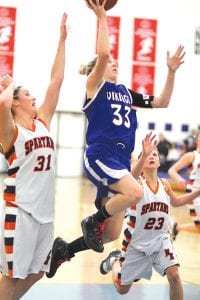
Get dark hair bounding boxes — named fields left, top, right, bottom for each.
left=13, top=86, right=22, bottom=99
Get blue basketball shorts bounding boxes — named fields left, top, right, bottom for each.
left=83, top=143, right=131, bottom=208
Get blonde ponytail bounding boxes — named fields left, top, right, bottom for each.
left=78, top=56, right=98, bottom=76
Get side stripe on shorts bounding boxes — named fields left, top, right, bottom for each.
left=4, top=208, right=17, bottom=278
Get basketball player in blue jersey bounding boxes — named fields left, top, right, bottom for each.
left=99, top=135, right=200, bottom=300
left=45, top=0, right=185, bottom=278
left=80, top=0, right=185, bottom=252
left=0, top=13, right=67, bottom=300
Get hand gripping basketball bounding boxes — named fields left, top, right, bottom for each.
left=85, top=0, right=118, bottom=11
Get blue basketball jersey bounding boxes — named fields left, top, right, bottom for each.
left=82, top=81, right=153, bottom=199
left=82, top=81, right=137, bottom=153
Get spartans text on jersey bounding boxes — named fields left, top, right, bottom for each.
left=141, top=202, right=169, bottom=215
left=25, top=136, right=54, bottom=155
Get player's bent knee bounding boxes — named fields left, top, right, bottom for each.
left=108, top=231, right=120, bottom=241
left=166, top=266, right=181, bottom=286
left=127, top=188, right=144, bottom=205
left=134, top=188, right=144, bottom=203
left=168, top=272, right=181, bottom=285
left=116, top=285, right=131, bottom=295
left=37, top=271, right=44, bottom=280
left=114, top=280, right=131, bottom=295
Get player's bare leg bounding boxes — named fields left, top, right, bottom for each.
left=166, top=265, right=183, bottom=300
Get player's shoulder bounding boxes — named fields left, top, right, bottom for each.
left=183, top=150, right=194, bottom=160
left=159, top=177, right=171, bottom=190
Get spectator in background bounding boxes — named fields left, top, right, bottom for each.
left=185, top=128, right=198, bottom=151
left=167, top=142, right=181, bottom=168
left=181, top=139, right=189, bottom=154
left=157, top=133, right=171, bottom=172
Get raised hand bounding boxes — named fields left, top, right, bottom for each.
left=60, top=12, right=68, bottom=42
left=167, top=45, right=185, bottom=72
left=141, top=132, right=157, bottom=158
left=85, top=0, right=107, bottom=17
left=0, top=74, right=15, bottom=91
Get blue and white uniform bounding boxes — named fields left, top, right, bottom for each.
left=82, top=80, right=153, bottom=208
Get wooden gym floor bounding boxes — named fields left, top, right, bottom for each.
left=0, top=174, right=200, bottom=299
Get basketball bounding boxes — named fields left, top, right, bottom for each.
left=85, top=0, right=118, bottom=11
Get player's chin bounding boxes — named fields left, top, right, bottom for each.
left=33, top=109, right=38, bottom=119
left=148, top=163, right=156, bottom=168
left=111, top=73, right=118, bottom=82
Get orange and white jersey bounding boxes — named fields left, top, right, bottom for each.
left=188, top=150, right=200, bottom=190
left=3, top=119, right=55, bottom=223
left=186, top=150, right=200, bottom=223
left=130, top=176, right=170, bottom=255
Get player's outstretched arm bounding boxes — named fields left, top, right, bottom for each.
left=152, top=45, right=185, bottom=108
left=38, top=13, right=68, bottom=127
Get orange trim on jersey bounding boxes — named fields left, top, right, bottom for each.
left=5, top=245, right=13, bottom=254
left=4, top=222, right=16, bottom=230
left=130, top=204, right=136, bottom=210
left=188, top=179, right=194, bottom=185
left=32, top=122, right=36, bottom=131
left=9, top=174, right=16, bottom=178
left=5, top=201, right=17, bottom=207
left=190, top=211, right=197, bottom=217
left=37, top=118, right=48, bottom=129
left=4, top=125, right=18, bottom=154
left=7, top=151, right=17, bottom=165
left=8, top=269, right=13, bottom=278
left=115, top=277, right=121, bottom=286
left=4, top=193, right=16, bottom=202
left=127, top=221, right=136, bottom=228
left=124, top=236, right=131, bottom=243
left=188, top=200, right=194, bottom=205
left=146, top=180, right=159, bottom=194
left=122, top=246, right=127, bottom=252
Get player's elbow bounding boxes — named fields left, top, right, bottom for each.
left=152, top=97, right=170, bottom=108
left=168, top=167, right=173, bottom=177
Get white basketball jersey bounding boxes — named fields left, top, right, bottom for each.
left=189, top=150, right=200, bottom=189
left=3, top=119, right=55, bottom=223
left=130, top=176, right=170, bottom=255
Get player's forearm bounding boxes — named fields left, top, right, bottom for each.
left=50, top=39, right=65, bottom=84
left=0, top=81, right=15, bottom=108
left=96, top=15, right=110, bottom=57
left=131, top=154, right=147, bottom=179
left=174, top=190, right=200, bottom=207
left=168, top=167, right=184, bottom=183
left=152, top=70, right=175, bottom=108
